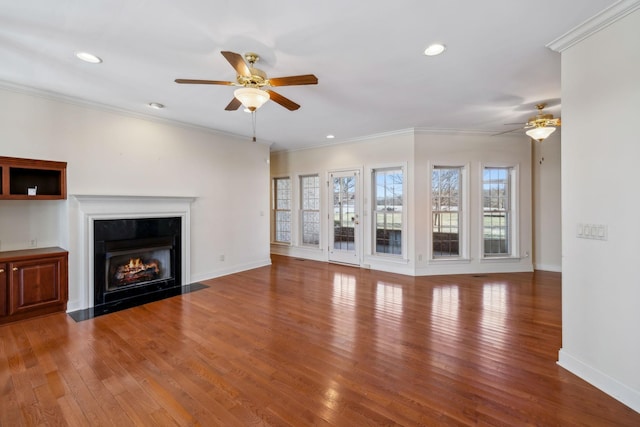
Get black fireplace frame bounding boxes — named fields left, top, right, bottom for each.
left=93, top=217, right=182, bottom=309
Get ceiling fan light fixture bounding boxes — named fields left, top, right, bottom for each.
left=526, top=126, right=556, bottom=142
left=234, top=87, right=270, bottom=111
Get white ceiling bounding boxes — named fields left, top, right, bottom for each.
left=0, top=0, right=616, bottom=151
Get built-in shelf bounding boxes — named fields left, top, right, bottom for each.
left=0, top=156, right=67, bottom=200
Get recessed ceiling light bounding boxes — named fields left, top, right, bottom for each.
left=424, top=43, right=446, bottom=56
left=148, top=102, right=165, bottom=109
left=326, top=134, right=335, bottom=139
left=75, top=51, right=103, bottom=64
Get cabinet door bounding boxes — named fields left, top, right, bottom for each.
left=0, top=263, right=6, bottom=316
left=8, top=257, right=64, bottom=315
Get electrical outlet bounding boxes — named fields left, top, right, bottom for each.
left=219, top=254, right=225, bottom=262
left=29, top=239, right=38, bottom=248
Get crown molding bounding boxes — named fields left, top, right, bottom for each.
left=547, top=0, right=640, bottom=52
left=271, top=127, right=500, bottom=153
left=0, top=80, right=274, bottom=148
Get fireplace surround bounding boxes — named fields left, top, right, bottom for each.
left=70, top=195, right=194, bottom=312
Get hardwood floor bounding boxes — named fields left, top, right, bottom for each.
left=1, top=255, right=638, bottom=426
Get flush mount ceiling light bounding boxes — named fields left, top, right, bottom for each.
left=148, top=102, right=165, bottom=109
left=233, top=87, right=270, bottom=112
left=75, top=51, right=102, bottom=64
left=326, top=134, right=335, bottom=139
left=424, top=43, right=446, bottom=56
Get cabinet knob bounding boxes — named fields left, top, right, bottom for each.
left=12, top=267, right=19, bottom=271
left=0, top=268, right=4, bottom=273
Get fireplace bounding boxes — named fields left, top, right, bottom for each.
left=94, top=217, right=182, bottom=308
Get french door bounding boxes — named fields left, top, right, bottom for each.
left=328, top=170, right=361, bottom=265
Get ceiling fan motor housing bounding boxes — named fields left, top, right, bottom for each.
left=237, top=67, right=267, bottom=87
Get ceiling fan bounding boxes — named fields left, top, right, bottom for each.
left=175, top=51, right=318, bottom=112
left=498, top=103, right=562, bottom=142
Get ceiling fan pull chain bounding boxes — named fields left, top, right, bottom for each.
left=251, top=110, right=257, bottom=142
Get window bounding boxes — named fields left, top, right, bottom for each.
left=273, top=177, right=291, bottom=243
left=432, top=166, right=461, bottom=258
left=482, top=167, right=515, bottom=257
left=300, top=174, right=320, bottom=246
left=373, top=167, right=403, bottom=255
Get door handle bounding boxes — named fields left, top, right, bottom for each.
left=12, top=267, right=19, bottom=271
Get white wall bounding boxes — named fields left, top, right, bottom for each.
left=0, top=87, right=271, bottom=310
left=558, top=9, right=640, bottom=412
left=271, top=129, right=533, bottom=276
left=532, top=131, right=562, bottom=272
left=414, top=131, right=533, bottom=275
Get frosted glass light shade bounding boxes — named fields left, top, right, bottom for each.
left=234, top=87, right=270, bottom=111
left=526, top=126, right=556, bottom=142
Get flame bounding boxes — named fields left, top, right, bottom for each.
left=128, top=258, right=142, bottom=268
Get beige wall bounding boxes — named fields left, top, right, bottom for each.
left=0, top=87, right=271, bottom=310
left=271, top=129, right=535, bottom=276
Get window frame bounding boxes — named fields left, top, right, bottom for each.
left=371, top=165, right=406, bottom=258
left=428, top=162, right=470, bottom=262
left=299, top=174, right=321, bottom=248
left=480, top=164, right=519, bottom=259
left=272, top=176, right=292, bottom=244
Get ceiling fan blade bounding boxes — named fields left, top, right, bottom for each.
left=175, top=79, right=235, bottom=85
left=266, top=90, right=300, bottom=111
left=221, top=51, right=250, bottom=77
left=225, top=97, right=242, bottom=111
left=268, top=74, right=318, bottom=86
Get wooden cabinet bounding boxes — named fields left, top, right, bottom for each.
left=0, top=263, right=6, bottom=317
left=0, top=156, right=67, bottom=200
left=0, top=247, right=68, bottom=324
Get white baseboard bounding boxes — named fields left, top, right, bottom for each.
left=558, top=349, right=640, bottom=413
left=535, top=263, right=562, bottom=272
left=190, top=258, right=272, bottom=283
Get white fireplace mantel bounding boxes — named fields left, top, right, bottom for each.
left=69, top=194, right=196, bottom=311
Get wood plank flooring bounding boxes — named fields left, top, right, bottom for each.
left=1, top=255, right=639, bottom=426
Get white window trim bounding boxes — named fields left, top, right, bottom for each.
left=272, top=176, right=292, bottom=245
left=479, top=163, right=520, bottom=260
left=367, top=162, right=408, bottom=261
left=428, top=162, right=471, bottom=262
left=297, top=173, right=322, bottom=249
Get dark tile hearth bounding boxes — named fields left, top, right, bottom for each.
left=68, top=282, right=208, bottom=322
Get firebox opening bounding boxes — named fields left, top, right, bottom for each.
left=106, top=245, right=172, bottom=291
left=93, top=217, right=182, bottom=309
